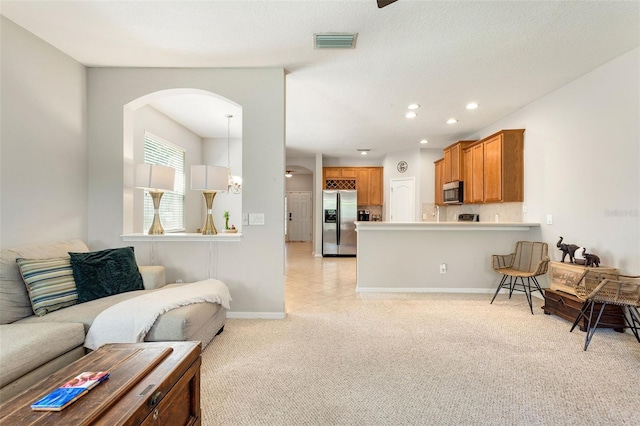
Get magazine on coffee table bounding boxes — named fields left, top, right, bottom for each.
left=31, top=371, right=110, bottom=411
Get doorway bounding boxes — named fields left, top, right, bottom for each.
left=285, top=191, right=312, bottom=241
left=389, top=177, right=415, bottom=222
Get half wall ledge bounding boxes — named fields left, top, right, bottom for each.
left=122, top=233, right=243, bottom=242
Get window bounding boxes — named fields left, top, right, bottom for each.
left=143, top=132, right=185, bottom=232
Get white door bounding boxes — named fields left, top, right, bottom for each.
left=286, top=191, right=312, bottom=241
left=389, top=178, right=415, bottom=222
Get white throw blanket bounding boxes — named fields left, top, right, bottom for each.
left=84, top=279, right=231, bottom=350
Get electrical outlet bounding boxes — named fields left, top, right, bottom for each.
left=522, top=204, right=527, bottom=213
left=440, top=263, right=447, bottom=274
left=242, top=213, right=249, bottom=226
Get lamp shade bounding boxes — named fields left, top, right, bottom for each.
left=191, top=165, right=229, bottom=192
left=135, top=164, right=176, bottom=192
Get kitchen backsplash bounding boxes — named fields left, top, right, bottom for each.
left=421, top=202, right=524, bottom=223
left=358, top=205, right=383, bottom=221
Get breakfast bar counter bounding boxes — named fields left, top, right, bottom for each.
left=355, top=221, right=542, bottom=293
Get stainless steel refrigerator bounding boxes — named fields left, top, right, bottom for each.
left=322, top=190, right=357, bottom=256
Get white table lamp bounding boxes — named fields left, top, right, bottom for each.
left=135, top=164, right=176, bottom=235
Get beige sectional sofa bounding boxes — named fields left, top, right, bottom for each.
left=0, top=239, right=226, bottom=402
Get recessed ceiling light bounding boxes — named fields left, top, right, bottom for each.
left=466, top=102, right=479, bottom=110
left=420, top=139, right=429, bottom=144
left=446, top=118, right=458, bottom=124
left=408, top=104, right=420, bottom=110
left=406, top=112, right=417, bottom=118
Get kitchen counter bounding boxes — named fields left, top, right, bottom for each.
left=356, top=221, right=540, bottom=231
left=355, top=221, right=543, bottom=293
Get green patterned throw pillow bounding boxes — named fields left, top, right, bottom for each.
left=16, top=257, right=79, bottom=316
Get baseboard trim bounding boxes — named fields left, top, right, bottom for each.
left=227, top=311, right=287, bottom=319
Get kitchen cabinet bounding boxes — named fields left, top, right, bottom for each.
left=324, top=167, right=383, bottom=206
left=462, top=129, right=524, bottom=204
left=482, top=130, right=524, bottom=203
left=471, top=143, right=485, bottom=203
left=434, top=159, right=444, bottom=206
left=324, top=167, right=356, bottom=179
left=443, top=140, right=476, bottom=183
left=355, top=167, right=383, bottom=206
left=462, top=147, right=473, bottom=203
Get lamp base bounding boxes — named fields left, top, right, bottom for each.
left=201, top=191, right=218, bottom=235
left=148, top=191, right=165, bottom=235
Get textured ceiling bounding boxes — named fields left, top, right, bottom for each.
left=2, top=0, right=638, bottom=158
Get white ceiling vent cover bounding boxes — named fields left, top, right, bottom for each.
left=314, top=33, right=358, bottom=49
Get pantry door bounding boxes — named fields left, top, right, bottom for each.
left=389, top=178, right=415, bottom=222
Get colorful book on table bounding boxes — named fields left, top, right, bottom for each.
left=31, top=371, right=110, bottom=411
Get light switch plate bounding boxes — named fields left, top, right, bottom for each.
left=546, top=214, right=553, bottom=225
left=249, top=213, right=265, bottom=225
left=242, top=213, right=249, bottom=226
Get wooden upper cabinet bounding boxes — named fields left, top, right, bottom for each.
left=462, top=148, right=473, bottom=203
left=356, top=168, right=371, bottom=205
left=443, top=140, right=476, bottom=183
left=323, top=167, right=356, bottom=180
left=471, top=143, right=485, bottom=203
left=341, top=168, right=357, bottom=178
left=434, top=159, right=445, bottom=206
left=324, top=167, right=383, bottom=206
left=356, top=167, right=383, bottom=206
left=368, top=168, right=383, bottom=205
left=483, top=130, right=524, bottom=203
left=483, top=135, right=503, bottom=202
left=324, top=168, right=342, bottom=179
left=443, top=148, right=453, bottom=183
left=461, top=129, right=524, bottom=204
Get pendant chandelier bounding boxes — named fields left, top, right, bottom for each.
left=226, top=114, right=242, bottom=194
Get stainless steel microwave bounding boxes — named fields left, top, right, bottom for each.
left=443, top=181, right=464, bottom=204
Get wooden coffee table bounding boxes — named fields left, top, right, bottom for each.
left=0, top=341, right=201, bottom=425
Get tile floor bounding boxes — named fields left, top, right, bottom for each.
left=285, top=241, right=358, bottom=313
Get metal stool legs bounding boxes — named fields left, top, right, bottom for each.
left=490, top=275, right=544, bottom=315
left=570, top=301, right=640, bottom=351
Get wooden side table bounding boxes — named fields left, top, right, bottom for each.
left=0, top=341, right=201, bottom=425
left=543, top=288, right=625, bottom=333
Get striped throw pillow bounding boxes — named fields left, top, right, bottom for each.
left=16, top=257, right=78, bottom=316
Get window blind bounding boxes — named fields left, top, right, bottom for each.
left=143, top=132, right=185, bottom=232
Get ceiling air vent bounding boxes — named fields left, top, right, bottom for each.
left=314, top=33, right=358, bottom=49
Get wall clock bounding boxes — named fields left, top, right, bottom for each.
left=397, top=161, right=408, bottom=173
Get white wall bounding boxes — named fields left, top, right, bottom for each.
left=132, top=105, right=203, bottom=233
left=323, top=156, right=383, bottom=167
left=467, top=47, right=639, bottom=273
left=285, top=175, right=313, bottom=192
left=383, top=148, right=422, bottom=221
left=419, top=148, right=444, bottom=209
left=87, top=67, right=286, bottom=317
left=1, top=17, right=87, bottom=248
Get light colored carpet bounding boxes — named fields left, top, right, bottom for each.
left=200, top=293, right=640, bottom=425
